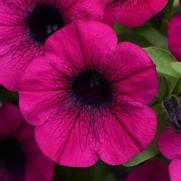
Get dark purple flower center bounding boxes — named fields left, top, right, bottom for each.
left=72, top=70, right=112, bottom=106
left=27, top=3, right=65, bottom=43
left=0, top=137, right=26, bottom=175
left=163, top=95, right=181, bottom=132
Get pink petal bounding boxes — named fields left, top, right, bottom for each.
left=26, top=151, right=54, bottom=181
left=158, top=128, right=181, bottom=160
left=0, top=0, right=104, bottom=90
left=99, top=105, right=157, bottom=165
left=35, top=108, right=99, bottom=167
left=109, top=42, right=158, bottom=105
left=127, top=160, right=170, bottom=181
left=18, top=119, right=54, bottom=181
left=0, top=103, right=54, bottom=181
left=168, top=15, right=181, bottom=61
left=0, top=0, right=44, bottom=90
left=19, top=56, right=64, bottom=125
left=15, top=122, right=55, bottom=181
left=35, top=105, right=156, bottom=166
left=0, top=41, right=43, bottom=91
left=45, top=21, right=117, bottom=64
left=105, top=0, right=168, bottom=27
left=60, top=0, right=104, bottom=22
left=169, top=159, right=181, bottom=181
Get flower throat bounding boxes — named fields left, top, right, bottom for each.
left=27, top=3, right=65, bottom=43
left=72, top=70, right=112, bottom=106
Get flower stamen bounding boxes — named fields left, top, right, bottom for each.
left=72, top=70, right=112, bottom=106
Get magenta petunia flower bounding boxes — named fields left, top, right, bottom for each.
left=168, top=15, right=181, bottom=61
left=0, top=103, right=54, bottom=180
left=104, top=0, right=168, bottom=27
left=127, top=160, right=170, bottom=181
left=19, top=21, right=158, bottom=167
left=0, top=0, right=104, bottom=91
left=158, top=128, right=181, bottom=181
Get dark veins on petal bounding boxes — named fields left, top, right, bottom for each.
left=27, top=3, right=65, bottom=43
left=72, top=70, right=112, bottom=106
left=0, top=137, right=26, bottom=179
left=163, top=95, right=181, bottom=133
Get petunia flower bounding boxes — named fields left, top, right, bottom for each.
left=168, top=15, right=181, bottom=61
left=158, top=128, right=181, bottom=181
left=126, top=160, right=170, bottom=181
left=104, top=0, right=168, bottom=28
left=19, top=21, right=158, bottom=167
left=0, top=103, right=54, bottom=181
left=0, top=0, right=104, bottom=91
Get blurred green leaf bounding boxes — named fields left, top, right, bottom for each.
left=164, top=0, right=174, bottom=19
left=145, top=47, right=178, bottom=77
left=136, top=26, right=167, bottom=48
left=153, top=103, right=169, bottom=133
left=172, top=77, right=181, bottom=95
left=117, top=25, right=167, bottom=48
left=104, top=174, right=116, bottom=181
left=171, top=62, right=181, bottom=75
left=157, top=75, right=169, bottom=101
left=114, top=23, right=122, bottom=35
left=119, top=33, right=151, bottom=47
left=166, top=75, right=179, bottom=94
left=145, top=47, right=181, bottom=97
left=123, top=141, right=159, bottom=167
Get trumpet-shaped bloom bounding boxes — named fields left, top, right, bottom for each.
left=0, top=0, right=104, bottom=90
left=19, top=21, right=158, bottom=167
left=0, top=103, right=54, bottom=181
left=104, top=0, right=168, bottom=27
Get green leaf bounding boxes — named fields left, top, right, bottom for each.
left=172, top=77, right=181, bottom=95
left=117, top=24, right=167, bottom=48
left=145, top=47, right=179, bottom=78
left=174, top=0, right=180, bottom=7
left=123, top=142, right=159, bottom=167
left=119, top=33, right=151, bottom=47
left=153, top=103, right=169, bottom=133
left=163, top=74, right=179, bottom=95
left=171, top=62, right=181, bottom=75
left=146, top=47, right=181, bottom=97
left=164, top=0, right=174, bottom=19
left=156, top=75, right=169, bottom=101
left=136, top=26, right=167, bottom=48
left=114, top=23, right=122, bottom=35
